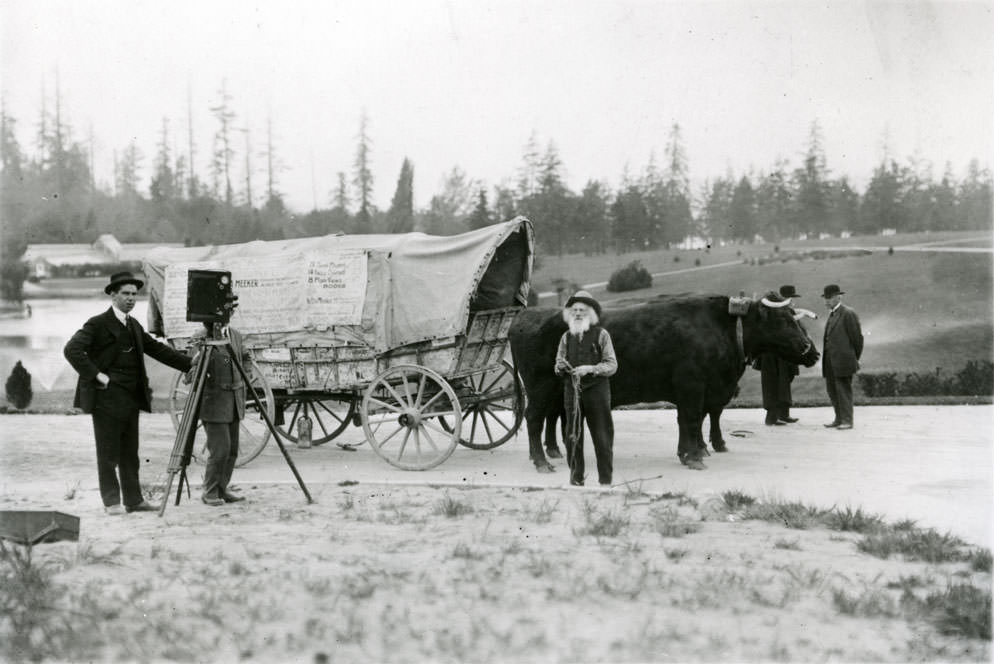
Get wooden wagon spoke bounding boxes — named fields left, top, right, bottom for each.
left=480, top=405, right=514, bottom=433
left=418, top=425, right=442, bottom=453
left=420, top=418, right=453, bottom=439
left=414, top=373, right=427, bottom=409
left=420, top=389, right=448, bottom=413
left=382, top=381, right=411, bottom=410
left=394, top=427, right=412, bottom=460
left=367, top=396, right=405, bottom=414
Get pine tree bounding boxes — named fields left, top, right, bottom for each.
left=467, top=188, right=492, bottom=230
left=352, top=110, right=374, bottom=233
left=387, top=158, right=414, bottom=233
left=5, top=361, right=32, bottom=410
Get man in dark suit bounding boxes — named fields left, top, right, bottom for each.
left=64, top=272, right=193, bottom=515
left=191, top=322, right=250, bottom=506
left=821, top=284, right=864, bottom=430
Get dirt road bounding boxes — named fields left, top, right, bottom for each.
left=1, top=404, right=990, bottom=547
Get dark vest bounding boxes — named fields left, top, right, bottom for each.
left=105, top=323, right=140, bottom=394
left=564, top=326, right=607, bottom=390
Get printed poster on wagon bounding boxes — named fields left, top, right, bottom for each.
left=161, top=251, right=367, bottom=337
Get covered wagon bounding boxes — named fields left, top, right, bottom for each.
left=142, top=217, right=533, bottom=470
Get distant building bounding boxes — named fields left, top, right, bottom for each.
left=676, top=235, right=709, bottom=250
left=840, top=230, right=852, bottom=239
left=880, top=228, right=897, bottom=236
left=818, top=232, right=832, bottom=240
left=20, top=234, right=183, bottom=279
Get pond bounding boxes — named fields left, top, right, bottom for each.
left=0, top=298, right=152, bottom=391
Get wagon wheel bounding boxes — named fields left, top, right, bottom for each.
left=360, top=364, right=461, bottom=470
left=277, top=394, right=357, bottom=446
left=441, top=360, right=524, bottom=450
left=168, top=359, right=275, bottom=467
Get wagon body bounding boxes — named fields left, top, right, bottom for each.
left=142, top=218, right=533, bottom=469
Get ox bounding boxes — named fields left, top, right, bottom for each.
left=509, top=293, right=819, bottom=471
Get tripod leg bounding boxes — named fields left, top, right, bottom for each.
left=158, top=345, right=212, bottom=517
left=230, top=348, right=314, bottom=504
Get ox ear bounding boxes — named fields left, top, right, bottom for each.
left=728, top=295, right=751, bottom=317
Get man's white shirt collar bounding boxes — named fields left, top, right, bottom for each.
left=111, top=306, right=128, bottom=325
left=830, top=303, right=842, bottom=313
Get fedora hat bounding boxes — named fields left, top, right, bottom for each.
left=779, top=285, right=800, bottom=298
left=564, top=290, right=601, bottom=317
left=104, top=271, right=144, bottom=294
left=821, top=284, right=844, bottom=299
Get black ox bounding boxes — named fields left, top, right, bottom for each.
left=508, top=293, right=819, bottom=471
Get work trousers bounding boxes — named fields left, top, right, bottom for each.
left=202, top=420, right=240, bottom=499
left=563, top=380, right=613, bottom=485
left=825, top=375, right=854, bottom=425
left=92, top=408, right=142, bottom=508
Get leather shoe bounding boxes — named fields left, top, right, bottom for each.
left=780, top=417, right=799, bottom=423
left=104, top=504, right=124, bottom=515
left=202, top=495, right=225, bottom=507
left=765, top=420, right=786, bottom=426
left=125, top=501, right=157, bottom=513
left=824, top=422, right=840, bottom=428
left=836, top=423, right=853, bottom=430
left=221, top=492, right=245, bottom=503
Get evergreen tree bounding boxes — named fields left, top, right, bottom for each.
left=792, top=120, right=831, bottom=234
left=959, top=160, right=993, bottom=230
left=492, top=184, right=517, bottom=224
left=575, top=180, right=610, bottom=254
left=467, top=188, right=492, bottom=230
left=209, top=78, right=236, bottom=205
left=859, top=159, right=904, bottom=234
left=387, top=158, right=415, bottom=233
left=150, top=117, right=175, bottom=202
left=352, top=109, right=374, bottom=233
left=516, top=131, right=541, bottom=198
left=729, top=175, right=757, bottom=241
left=755, top=160, right=793, bottom=240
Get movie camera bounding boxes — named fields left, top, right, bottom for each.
left=185, top=269, right=239, bottom=327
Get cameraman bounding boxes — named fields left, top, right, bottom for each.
left=190, top=321, right=251, bottom=506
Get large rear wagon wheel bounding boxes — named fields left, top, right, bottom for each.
left=277, top=395, right=357, bottom=446
left=168, top=359, right=275, bottom=467
left=443, top=360, right=524, bottom=450
left=360, top=365, right=461, bottom=470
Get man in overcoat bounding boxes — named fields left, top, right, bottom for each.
left=821, top=284, right=864, bottom=430
left=758, top=285, right=817, bottom=425
left=64, top=272, right=193, bottom=514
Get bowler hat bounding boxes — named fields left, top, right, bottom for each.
left=104, top=271, right=144, bottom=294
left=821, top=284, right=845, bottom=298
left=779, top=285, right=800, bottom=298
left=564, top=290, right=602, bottom=317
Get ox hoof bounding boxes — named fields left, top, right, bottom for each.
left=534, top=462, right=555, bottom=474
left=684, top=457, right=707, bottom=470
left=712, top=444, right=728, bottom=453
left=546, top=447, right=563, bottom=459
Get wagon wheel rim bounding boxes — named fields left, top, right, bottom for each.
left=441, top=360, right=524, bottom=450
left=168, top=358, right=274, bottom=467
left=361, top=365, right=461, bottom=470
left=278, top=395, right=357, bottom=445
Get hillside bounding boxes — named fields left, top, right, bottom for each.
left=530, top=231, right=993, bottom=406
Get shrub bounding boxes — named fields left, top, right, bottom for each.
left=856, top=360, right=994, bottom=397
left=5, top=361, right=33, bottom=410
left=606, top=260, right=652, bottom=293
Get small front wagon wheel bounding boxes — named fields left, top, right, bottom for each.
left=360, top=365, right=461, bottom=470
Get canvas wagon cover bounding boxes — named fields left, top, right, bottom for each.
left=142, top=217, right=533, bottom=352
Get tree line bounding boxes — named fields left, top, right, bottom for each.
left=1, top=78, right=991, bottom=299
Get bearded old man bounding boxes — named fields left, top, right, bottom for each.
left=553, top=291, right=618, bottom=486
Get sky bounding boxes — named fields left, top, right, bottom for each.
left=2, top=0, right=992, bottom=214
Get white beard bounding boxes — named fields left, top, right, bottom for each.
left=567, top=317, right=590, bottom=337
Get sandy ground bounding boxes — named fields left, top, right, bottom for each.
left=1, top=406, right=992, bottom=662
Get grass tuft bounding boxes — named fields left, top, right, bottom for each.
left=824, top=506, right=885, bottom=533
left=969, top=548, right=992, bottom=573
left=721, top=489, right=757, bottom=510
left=741, top=498, right=821, bottom=530
left=574, top=500, right=630, bottom=538
left=857, top=528, right=968, bottom=563
left=433, top=493, right=474, bottom=518
left=649, top=505, right=701, bottom=538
